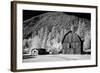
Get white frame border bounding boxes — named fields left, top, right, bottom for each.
left=16, top=3, right=97, bottom=70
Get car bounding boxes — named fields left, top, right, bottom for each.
left=23, top=48, right=49, bottom=56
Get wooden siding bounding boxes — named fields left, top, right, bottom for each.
left=62, top=31, right=82, bottom=54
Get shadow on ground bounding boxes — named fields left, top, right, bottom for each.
left=23, top=55, right=36, bottom=59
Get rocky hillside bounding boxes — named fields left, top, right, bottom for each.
left=23, top=12, right=91, bottom=54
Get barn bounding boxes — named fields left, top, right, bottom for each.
left=62, top=31, right=82, bottom=54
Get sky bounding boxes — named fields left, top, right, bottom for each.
left=23, top=10, right=91, bottom=21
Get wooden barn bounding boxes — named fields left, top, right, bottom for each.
left=62, top=31, right=82, bottom=54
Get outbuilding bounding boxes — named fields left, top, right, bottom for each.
left=62, top=31, right=82, bottom=54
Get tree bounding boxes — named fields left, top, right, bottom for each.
left=83, top=31, right=91, bottom=50
left=38, top=27, right=44, bottom=48
left=41, top=27, right=48, bottom=48
left=59, top=28, right=64, bottom=42
left=76, top=20, right=86, bottom=40
left=30, top=35, right=41, bottom=49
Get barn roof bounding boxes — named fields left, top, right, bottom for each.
left=62, top=31, right=82, bottom=43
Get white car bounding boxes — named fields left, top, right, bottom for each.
left=23, top=48, right=39, bottom=56
left=23, top=48, right=49, bottom=56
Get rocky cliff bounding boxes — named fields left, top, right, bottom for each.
left=23, top=12, right=91, bottom=54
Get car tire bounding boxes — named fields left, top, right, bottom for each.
left=31, top=49, right=38, bottom=56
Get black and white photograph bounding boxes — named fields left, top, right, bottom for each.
left=23, top=10, right=91, bottom=62
left=11, top=1, right=97, bottom=72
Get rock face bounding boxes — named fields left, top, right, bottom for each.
left=23, top=12, right=91, bottom=54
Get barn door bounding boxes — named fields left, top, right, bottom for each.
left=62, top=43, right=74, bottom=54
left=62, top=42, right=81, bottom=54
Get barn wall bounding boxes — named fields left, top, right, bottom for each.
left=62, top=31, right=82, bottom=54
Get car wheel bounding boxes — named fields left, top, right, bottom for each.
left=31, top=49, right=38, bottom=56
